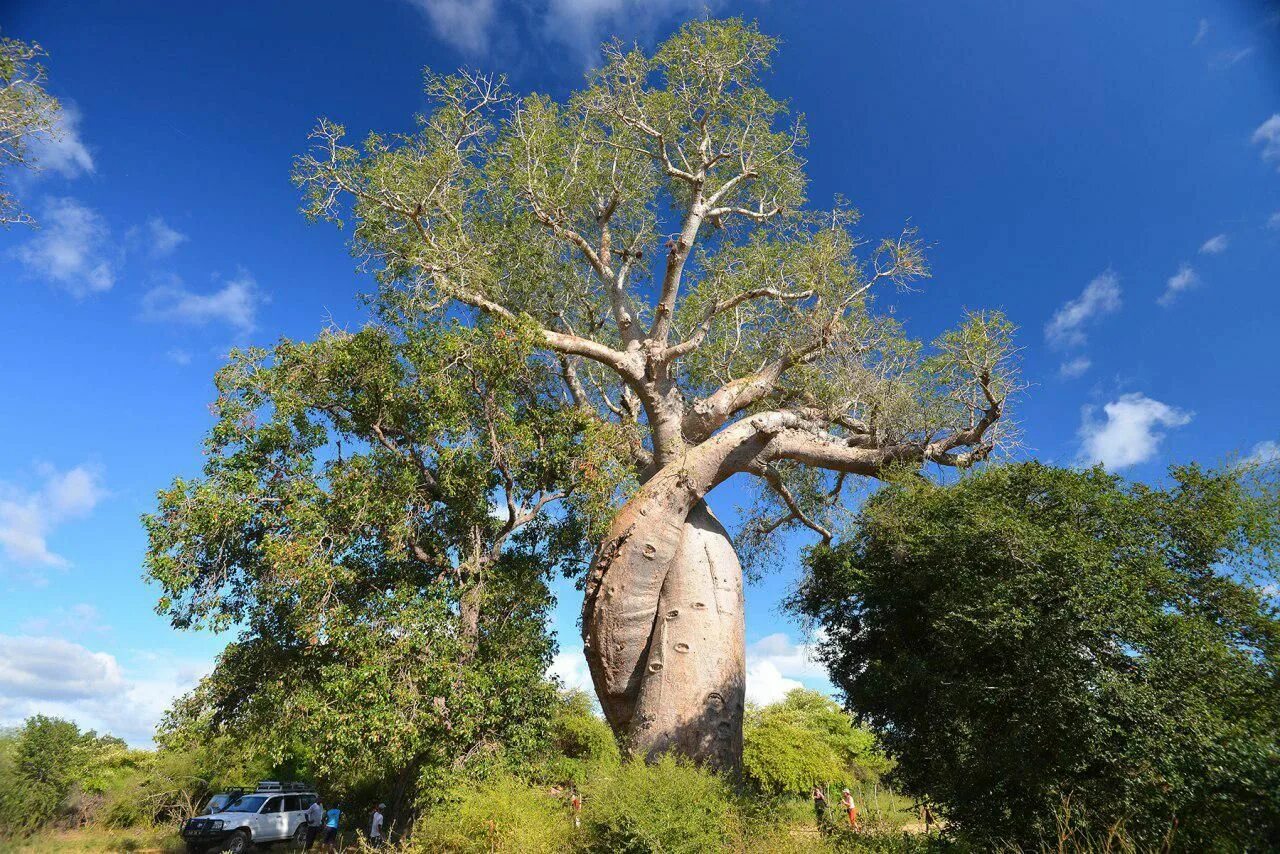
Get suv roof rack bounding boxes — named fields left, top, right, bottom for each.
left=255, top=780, right=313, bottom=793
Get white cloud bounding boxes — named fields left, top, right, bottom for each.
left=541, top=0, right=716, bottom=62
left=1192, top=18, right=1209, bottom=46
left=405, top=0, right=497, bottom=53
left=1199, top=234, right=1228, bottom=255
left=1045, top=270, right=1122, bottom=349
left=1254, top=114, right=1280, bottom=170
left=1158, top=263, right=1199, bottom=307
left=0, top=464, right=105, bottom=571
left=549, top=649, right=594, bottom=694
left=142, top=271, right=262, bottom=334
left=1077, top=393, right=1192, bottom=470
left=11, top=197, right=117, bottom=296
left=745, top=631, right=833, bottom=705
left=1267, top=211, right=1280, bottom=231
left=142, top=217, right=188, bottom=257
left=1058, top=356, right=1091, bottom=380
left=0, top=635, right=123, bottom=701
left=28, top=104, right=95, bottom=179
left=746, top=661, right=803, bottom=706
left=0, top=636, right=211, bottom=746
left=166, top=348, right=193, bottom=366
left=1243, top=440, right=1280, bottom=467
left=1212, top=46, right=1255, bottom=68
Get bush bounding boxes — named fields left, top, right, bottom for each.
left=743, top=688, right=887, bottom=795
left=582, top=755, right=733, bottom=853
left=410, top=774, right=575, bottom=853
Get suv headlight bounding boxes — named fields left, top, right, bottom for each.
left=211, top=820, right=224, bottom=831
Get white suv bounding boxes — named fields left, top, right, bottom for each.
left=182, top=785, right=317, bottom=853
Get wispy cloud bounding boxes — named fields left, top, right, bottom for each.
left=1198, top=233, right=1228, bottom=255
left=1077, top=393, right=1192, bottom=470
left=27, top=104, right=95, bottom=180
left=0, top=464, right=106, bottom=571
left=1211, top=46, right=1255, bottom=68
left=141, top=271, right=263, bottom=334
left=1242, top=440, right=1279, bottom=467
left=404, top=0, right=497, bottom=53
left=11, top=197, right=117, bottom=297
left=1267, top=211, right=1280, bottom=231
left=1058, top=356, right=1092, bottom=380
left=1253, top=114, right=1280, bottom=170
left=1192, top=18, right=1210, bottom=46
left=1158, top=263, right=1199, bottom=307
left=1045, top=270, right=1122, bottom=349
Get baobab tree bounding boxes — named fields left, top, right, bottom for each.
left=295, top=18, right=1017, bottom=770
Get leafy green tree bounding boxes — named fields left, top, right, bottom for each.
left=0, top=33, right=62, bottom=225
left=793, top=462, right=1280, bottom=850
left=145, top=321, right=628, bottom=818
left=742, top=688, right=886, bottom=795
left=293, top=16, right=1017, bottom=768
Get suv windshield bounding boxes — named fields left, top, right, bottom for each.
left=222, top=795, right=269, bottom=813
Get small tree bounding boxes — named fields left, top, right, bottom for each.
left=0, top=33, right=62, bottom=225
left=742, top=688, right=885, bottom=796
left=793, top=462, right=1280, bottom=850
left=293, top=17, right=1017, bottom=768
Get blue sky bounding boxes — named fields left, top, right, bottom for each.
left=1, top=0, right=1278, bottom=746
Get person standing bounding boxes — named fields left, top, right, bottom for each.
left=323, top=803, right=342, bottom=850
left=304, top=798, right=325, bottom=850
left=840, top=789, right=858, bottom=829
left=570, top=791, right=582, bottom=829
left=811, top=785, right=828, bottom=826
left=369, top=803, right=385, bottom=847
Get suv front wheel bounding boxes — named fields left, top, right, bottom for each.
left=223, top=829, right=252, bottom=853
left=290, top=824, right=310, bottom=850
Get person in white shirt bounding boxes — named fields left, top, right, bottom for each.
left=369, top=803, right=385, bottom=847
left=304, top=799, right=325, bottom=850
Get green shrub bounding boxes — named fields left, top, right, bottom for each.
left=410, top=774, right=575, bottom=853
left=583, top=755, right=733, bottom=853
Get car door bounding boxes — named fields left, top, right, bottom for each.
left=259, top=796, right=288, bottom=841
left=282, top=796, right=303, bottom=839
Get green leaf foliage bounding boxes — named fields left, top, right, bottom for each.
left=742, top=688, right=887, bottom=795
left=143, top=320, right=632, bottom=812
left=793, top=461, right=1280, bottom=850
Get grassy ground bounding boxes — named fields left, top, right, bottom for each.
left=0, top=826, right=184, bottom=853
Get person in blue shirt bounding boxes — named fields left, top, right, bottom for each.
left=322, top=804, right=341, bottom=850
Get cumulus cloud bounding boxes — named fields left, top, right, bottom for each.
left=1045, top=270, right=1122, bottom=349
left=405, top=0, right=497, bottom=53
left=1058, top=356, right=1092, bottom=380
left=11, top=197, right=117, bottom=296
left=1254, top=114, right=1280, bottom=170
left=0, top=636, right=211, bottom=746
left=1158, top=263, right=1199, bottom=307
left=0, top=464, right=105, bottom=571
left=1199, top=234, right=1228, bottom=255
left=28, top=104, right=95, bottom=180
left=745, top=632, right=832, bottom=705
left=1077, top=393, right=1192, bottom=470
left=142, top=271, right=262, bottom=334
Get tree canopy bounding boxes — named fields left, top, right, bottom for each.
left=0, top=32, right=62, bottom=225
left=292, top=17, right=1018, bottom=553
left=144, top=320, right=629, bottom=810
left=793, top=461, right=1280, bottom=850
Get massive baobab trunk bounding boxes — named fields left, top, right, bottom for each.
left=584, top=499, right=745, bottom=769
